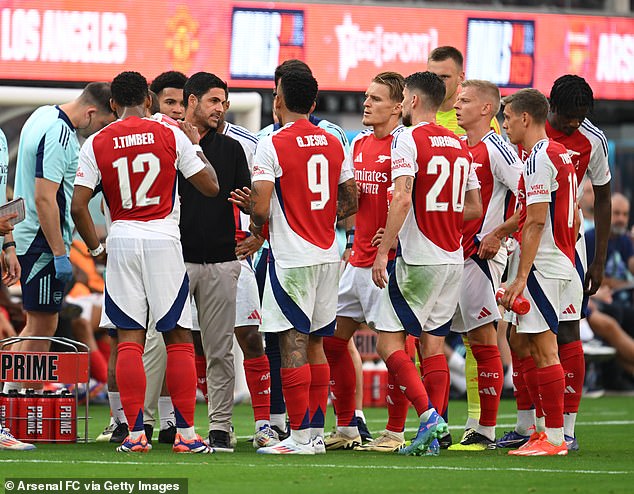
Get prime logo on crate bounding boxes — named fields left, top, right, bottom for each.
left=0, top=350, right=88, bottom=442
left=1, top=351, right=88, bottom=382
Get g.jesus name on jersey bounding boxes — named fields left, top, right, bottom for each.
left=251, top=119, right=353, bottom=269
left=391, top=122, right=479, bottom=265
left=462, top=130, right=523, bottom=259
left=348, top=126, right=403, bottom=267
left=516, top=139, right=578, bottom=279
left=77, top=116, right=205, bottom=236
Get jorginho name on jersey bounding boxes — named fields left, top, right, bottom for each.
left=75, top=116, right=206, bottom=239
left=462, top=130, right=523, bottom=259
left=390, top=122, right=479, bottom=265
left=517, top=139, right=577, bottom=279
left=348, top=126, right=404, bottom=267
left=251, top=119, right=353, bottom=269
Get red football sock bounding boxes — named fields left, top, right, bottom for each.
left=521, top=356, right=543, bottom=418
left=244, top=355, right=271, bottom=422
left=281, top=365, right=311, bottom=431
left=116, top=342, right=145, bottom=432
left=194, top=354, right=207, bottom=402
left=166, top=343, right=197, bottom=429
left=323, top=336, right=356, bottom=427
left=421, top=354, right=449, bottom=416
left=386, top=370, right=409, bottom=433
left=537, top=364, right=565, bottom=429
left=90, top=350, right=108, bottom=384
left=511, top=350, right=532, bottom=410
left=309, top=363, right=330, bottom=429
left=472, top=344, right=503, bottom=427
left=385, top=350, right=429, bottom=416
left=559, top=341, right=585, bottom=414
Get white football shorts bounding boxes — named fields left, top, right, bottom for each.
left=260, top=261, right=340, bottom=335
left=337, top=263, right=386, bottom=329
left=452, top=250, right=506, bottom=333
left=101, top=237, right=192, bottom=331
left=375, top=258, right=462, bottom=337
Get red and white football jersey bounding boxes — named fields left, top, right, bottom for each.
left=545, top=119, right=611, bottom=198
left=76, top=116, right=206, bottom=238
left=251, top=119, right=352, bottom=268
left=391, top=122, right=479, bottom=265
left=462, top=130, right=523, bottom=259
left=517, top=138, right=577, bottom=278
left=347, top=126, right=403, bottom=267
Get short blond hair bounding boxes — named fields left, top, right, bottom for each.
left=462, top=80, right=501, bottom=115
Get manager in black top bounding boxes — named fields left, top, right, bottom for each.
left=181, top=72, right=250, bottom=452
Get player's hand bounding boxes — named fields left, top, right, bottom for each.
left=500, top=276, right=527, bottom=312
left=342, top=248, right=351, bottom=265
left=1, top=250, right=21, bottom=287
left=0, top=213, right=17, bottom=235
left=356, top=181, right=362, bottom=197
left=372, top=251, right=389, bottom=289
left=371, top=228, right=385, bottom=247
left=477, top=232, right=502, bottom=260
left=229, top=187, right=251, bottom=213
left=178, top=120, right=201, bottom=145
left=584, top=261, right=604, bottom=296
left=236, top=235, right=264, bottom=260
left=53, top=255, right=73, bottom=283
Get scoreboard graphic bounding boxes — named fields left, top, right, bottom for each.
left=466, top=18, right=535, bottom=88
left=230, top=7, right=305, bottom=80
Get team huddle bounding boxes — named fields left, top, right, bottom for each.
left=1, top=45, right=610, bottom=457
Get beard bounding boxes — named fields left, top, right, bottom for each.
left=402, top=112, right=412, bottom=127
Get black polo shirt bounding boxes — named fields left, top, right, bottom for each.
left=179, top=130, right=250, bottom=264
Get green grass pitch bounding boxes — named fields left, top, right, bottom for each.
left=1, top=396, right=633, bottom=494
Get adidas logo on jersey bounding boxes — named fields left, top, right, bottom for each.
left=354, top=152, right=363, bottom=162
left=376, top=154, right=390, bottom=163
left=477, top=307, right=492, bottom=319
left=562, top=304, right=577, bottom=315
left=248, top=310, right=262, bottom=322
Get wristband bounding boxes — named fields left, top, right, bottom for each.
left=193, top=144, right=203, bottom=153
left=345, top=242, right=353, bottom=249
left=2, top=241, right=16, bottom=251
left=89, top=244, right=105, bottom=257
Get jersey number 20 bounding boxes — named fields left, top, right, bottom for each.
left=426, top=156, right=470, bottom=212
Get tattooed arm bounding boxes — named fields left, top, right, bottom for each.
left=337, top=178, right=359, bottom=221
left=249, top=181, right=274, bottom=237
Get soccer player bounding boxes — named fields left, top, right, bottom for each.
left=427, top=46, right=503, bottom=446
left=181, top=72, right=251, bottom=452
left=72, top=70, right=218, bottom=453
left=149, top=71, right=188, bottom=120
left=447, top=80, right=523, bottom=450
left=321, top=71, right=405, bottom=451
left=250, top=68, right=357, bottom=454
left=500, top=88, right=581, bottom=456
left=501, top=76, right=611, bottom=451
left=256, top=59, right=352, bottom=440
left=6, top=82, right=114, bottom=376
left=371, top=71, right=482, bottom=456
